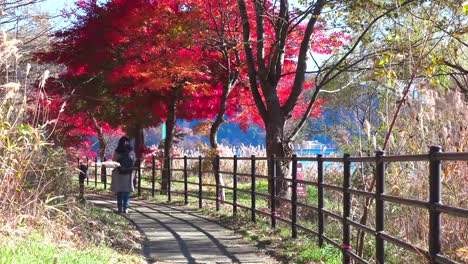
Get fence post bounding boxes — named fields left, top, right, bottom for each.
left=270, top=154, right=277, bottom=228
left=77, top=157, right=80, bottom=185
left=103, top=164, right=107, bottom=190
left=77, top=158, right=82, bottom=197
left=198, top=155, right=202, bottom=208
left=94, top=157, right=97, bottom=188
left=233, top=155, right=238, bottom=216
left=137, top=160, right=141, bottom=196
left=184, top=156, right=188, bottom=205
left=168, top=157, right=172, bottom=202
left=160, top=157, right=164, bottom=194
left=291, top=154, right=298, bottom=238
left=215, top=155, right=220, bottom=211
left=152, top=155, right=156, bottom=197
left=429, top=145, right=442, bottom=262
left=317, top=154, right=324, bottom=247
left=86, top=157, right=89, bottom=185
left=251, top=155, right=256, bottom=223
left=375, top=150, right=385, bottom=264
left=342, top=153, right=351, bottom=264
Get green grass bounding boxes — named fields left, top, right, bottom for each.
left=291, top=239, right=341, bottom=264
left=0, top=205, right=145, bottom=264
left=85, top=182, right=109, bottom=192
left=306, top=186, right=318, bottom=205
left=0, top=233, right=142, bottom=264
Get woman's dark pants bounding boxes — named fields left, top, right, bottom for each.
left=117, top=192, right=130, bottom=212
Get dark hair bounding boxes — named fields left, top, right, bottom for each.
left=115, top=136, right=132, bottom=153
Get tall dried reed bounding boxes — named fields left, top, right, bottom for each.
left=0, top=33, right=73, bottom=232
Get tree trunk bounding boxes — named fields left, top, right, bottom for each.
left=236, top=0, right=324, bottom=209
left=132, top=124, right=144, bottom=188
left=133, top=124, right=145, bottom=160
left=92, top=117, right=107, bottom=183
left=97, top=130, right=107, bottom=183
left=209, top=115, right=222, bottom=150
left=210, top=113, right=226, bottom=201
left=162, top=94, right=177, bottom=194
left=265, top=114, right=291, bottom=207
left=209, top=83, right=231, bottom=201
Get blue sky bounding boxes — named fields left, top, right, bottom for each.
left=43, top=0, right=71, bottom=15
left=40, top=0, right=73, bottom=30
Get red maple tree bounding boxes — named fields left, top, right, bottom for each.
left=39, top=0, right=226, bottom=191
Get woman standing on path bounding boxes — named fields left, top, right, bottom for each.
left=110, top=136, right=135, bottom=214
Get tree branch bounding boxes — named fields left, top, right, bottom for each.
left=282, top=0, right=325, bottom=114
left=286, top=0, right=417, bottom=142
left=237, top=0, right=268, bottom=118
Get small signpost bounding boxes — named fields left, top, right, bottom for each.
left=297, top=163, right=306, bottom=196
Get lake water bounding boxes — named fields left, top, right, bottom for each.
left=295, top=148, right=343, bottom=170
left=295, top=148, right=338, bottom=157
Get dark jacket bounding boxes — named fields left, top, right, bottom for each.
left=110, top=151, right=135, bottom=192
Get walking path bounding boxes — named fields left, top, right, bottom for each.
left=87, top=194, right=276, bottom=264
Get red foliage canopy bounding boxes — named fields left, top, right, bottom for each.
left=37, top=0, right=346, bottom=150
left=41, top=0, right=227, bottom=124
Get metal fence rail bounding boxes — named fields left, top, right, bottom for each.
left=79, top=146, right=468, bottom=264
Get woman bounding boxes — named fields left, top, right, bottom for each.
left=110, top=136, right=135, bottom=214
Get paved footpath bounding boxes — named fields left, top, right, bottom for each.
left=87, top=195, right=277, bottom=264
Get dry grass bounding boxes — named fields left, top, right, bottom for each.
left=0, top=32, right=72, bottom=231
